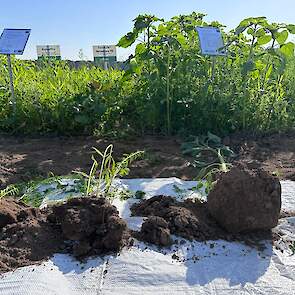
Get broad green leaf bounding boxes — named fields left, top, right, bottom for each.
left=265, top=64, right=273, bottom=81
left=256, top=34, right=272, bottom=45
left=242, top=60, right=255, bottom=75
left=255, top=28, right=266, bottom=37
left=117, top=31, right=138, bottom=48
left=279, top=42, right=295, bottom=57
left=176, top=34, right=187, bottom=46
left=247, top=27, right=254, bottom=35
left=275, top=30, right=288, bottom=45
left=287, top=24, right=295, bottom=34
left=135, top=43, right=147, bottom=55
left=157, top=24, right=169, bottom=36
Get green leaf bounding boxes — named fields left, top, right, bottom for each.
left=256, top=35, right=272, bottom=45
left=255, top=28, right=266, bottom=37
left=287, top=24, right=295, bottom=34
left=275, top=30, right=288, bottom=45
left=265, top=64, right=273, bottom=81
left=235, top=25, right=248, bottom=35
left=117, top=31, right=138, bottom=48
left=135, top=43, right=147, bottom=55
left=157, top=24, right=169, bottom=36
left=242, top=60, right=255, bottom=75
left=279, top=42, right=295, bottom=57
left=75, top=115, right=90, bottom=125
left=247, top=27, right=254, bottom=35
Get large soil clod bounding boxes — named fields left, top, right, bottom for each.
left=47, top=197, right=130, bottom=257
left=207, top=165, right=281, bottom=233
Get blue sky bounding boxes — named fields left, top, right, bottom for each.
left=1, top=0, right=295, bottom=61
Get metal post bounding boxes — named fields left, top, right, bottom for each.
left=103, top=46, right=108, bottom=70
left=211, top=56, right=216, bottom=81
left=7, top=54, right=16, bottom=113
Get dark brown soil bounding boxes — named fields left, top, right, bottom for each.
left=0, top=131, right=294, bottom=189
left=227, top=130, right=295, bottom=181
left=131, top=195, right=228, bottom=243
left=133, top=216, right=173, bottom=247
left=0, top=197, right=130, bottom=274
left=131, top=195, right=274, bottom=247
left=47, top=197, right=130, bottom=257
left=0, top=135, right=195, bottom=188
left=207, top=164, right=281, bottom=233
left=0, top=198, right=63, bottom=274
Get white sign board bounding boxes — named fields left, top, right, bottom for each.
left=196, top=27, right=226, bottom=56
left=93, top=45, right=116, bottom=57
left=37, top=45, right=61, bottom=57
left=0, top=29, right=31, bottom=55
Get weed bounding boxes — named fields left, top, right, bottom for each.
left=0, top=185, right=18, bottom=199
left=135, top=190, right=146, bottom=199
left=76, top=145, right=144, bottom=199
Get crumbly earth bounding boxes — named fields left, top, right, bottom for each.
left=0, top=131, right=295, bottom=189
left=47, top=197, right=130, bottom=257
left=131, top=195, right=276, bottom=247
left=0, top=197, right=130, bottom=274
left=131, top=195, right=228, bottom=243
left=134, top=216, right=173, bottom=247
left=0, top=198, right=63, bottom=274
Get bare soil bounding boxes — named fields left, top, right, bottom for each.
left=0, top=135, right=195, bottom=188
left=0, top=198, right=63, bottom=273
left=0, top=197, right=130, bottom=274
left=228, top=130, right=295, bottom=181
left=0, top=131, right=294, bottom=188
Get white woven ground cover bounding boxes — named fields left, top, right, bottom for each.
left=0, top=178, right=294, bottom=295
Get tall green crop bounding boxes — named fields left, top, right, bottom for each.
left=0, top=13, right=295, bottom=137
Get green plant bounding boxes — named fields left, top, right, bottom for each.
left=135, top=190, right=146, bottom=199
left=181, top=132, right=235, bottom=166
left=0, top=185, right=18, bottom=199
left=77, top=144, right=144, bottom=199
left=195, top=148, right=232, bottom=194
left=1, top=14, right=295, bottom=137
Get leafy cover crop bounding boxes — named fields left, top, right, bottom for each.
left=1, top=13, right=295, bottom=136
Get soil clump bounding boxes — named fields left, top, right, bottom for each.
left=0, top=197, right=130, bottom=274
left=207, top=165, right=281, bottom=233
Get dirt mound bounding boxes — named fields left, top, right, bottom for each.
left=131, top=195, right=226, bottom=242
left=207, top=165, right=281, bottom=233
left=0, top=197, right=130, bottom=274
left=0, top=198, right=63, bottom=274
left=134, top=216, right=172, bottom=247
left=47, top=197, right=130, bottom=257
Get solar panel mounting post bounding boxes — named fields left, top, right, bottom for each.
left=7, top=54, right=16, bottom=113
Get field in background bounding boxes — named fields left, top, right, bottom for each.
left=1, top=13, right=295, bottom=138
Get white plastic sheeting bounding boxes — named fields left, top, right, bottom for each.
left=0, top=178, right=294, bottom=295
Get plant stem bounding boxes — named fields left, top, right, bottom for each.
left=166, top=47, right=171, bottom=135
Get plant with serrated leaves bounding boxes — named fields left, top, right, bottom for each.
left=77, top=145, right=144, bottom=199
left=0, top=185, right=18, bottom=199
